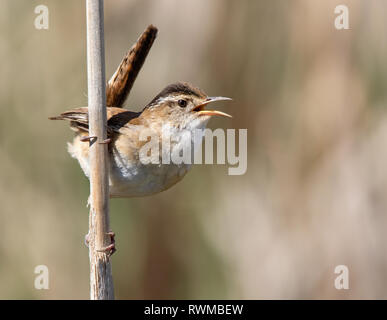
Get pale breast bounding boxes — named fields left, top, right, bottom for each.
left=67, top=121, right=198, bottom=198
left=108, top=140, right=191, bottom=197
left=111, top=124, right=193, bottom=197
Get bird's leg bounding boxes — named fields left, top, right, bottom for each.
left=98, top=138, right=111, bottom=144
left=80, top=135, right=97, bottom=142
left=84, top=231, right=116, bottom=257
left=96, top=231, right=116, bottom=257
left=80, top=136, right=110, bottom=144
left=84, top=232, right=90, bottom=247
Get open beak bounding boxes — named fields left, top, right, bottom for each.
left=193, top=96, right=232, bottom=118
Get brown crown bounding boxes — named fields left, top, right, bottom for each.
left=145, top=82, right=207, bottom=108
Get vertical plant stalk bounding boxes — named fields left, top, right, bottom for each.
left=86, top=0, right=114, bottom=300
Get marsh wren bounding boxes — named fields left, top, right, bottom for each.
left=49, top=26, right=231, bottom=197
left=50, top=82, right=231, bottom=197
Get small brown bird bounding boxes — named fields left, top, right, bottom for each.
left=49, top=26, right=231, bottom=198
left=50, top=82, right=231, bottom=197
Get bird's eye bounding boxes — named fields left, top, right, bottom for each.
left=178, top=99, right=187, bottom=108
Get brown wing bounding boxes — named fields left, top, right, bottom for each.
left=49, top=107, right=141, bottom=135
left=106, top=25, right=158, bottom=108
left=49, top=26, right=156, bottom=133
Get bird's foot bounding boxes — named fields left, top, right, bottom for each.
left=98, top=138, right=111, bottom=144
left=80, top=135, right=97, bottom=142
left=84, top=232, right=90, bottom=247
left=80, top=136, right=110, bottom=144
left=84, top=231, right=116, bottom=257
left=97, top=231, right=116, bottom=257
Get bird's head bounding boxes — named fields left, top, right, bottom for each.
left=142, top=82, right=232, bottom=130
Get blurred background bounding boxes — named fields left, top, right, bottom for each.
left=1, top=0, right=387, bottom=299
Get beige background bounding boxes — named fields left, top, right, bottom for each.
left=0, top=0, right=386, bottom=299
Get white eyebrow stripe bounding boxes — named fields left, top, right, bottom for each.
left=156, top=96, right=175, bottom=104
left=153, top=94, right=190, bottom=106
